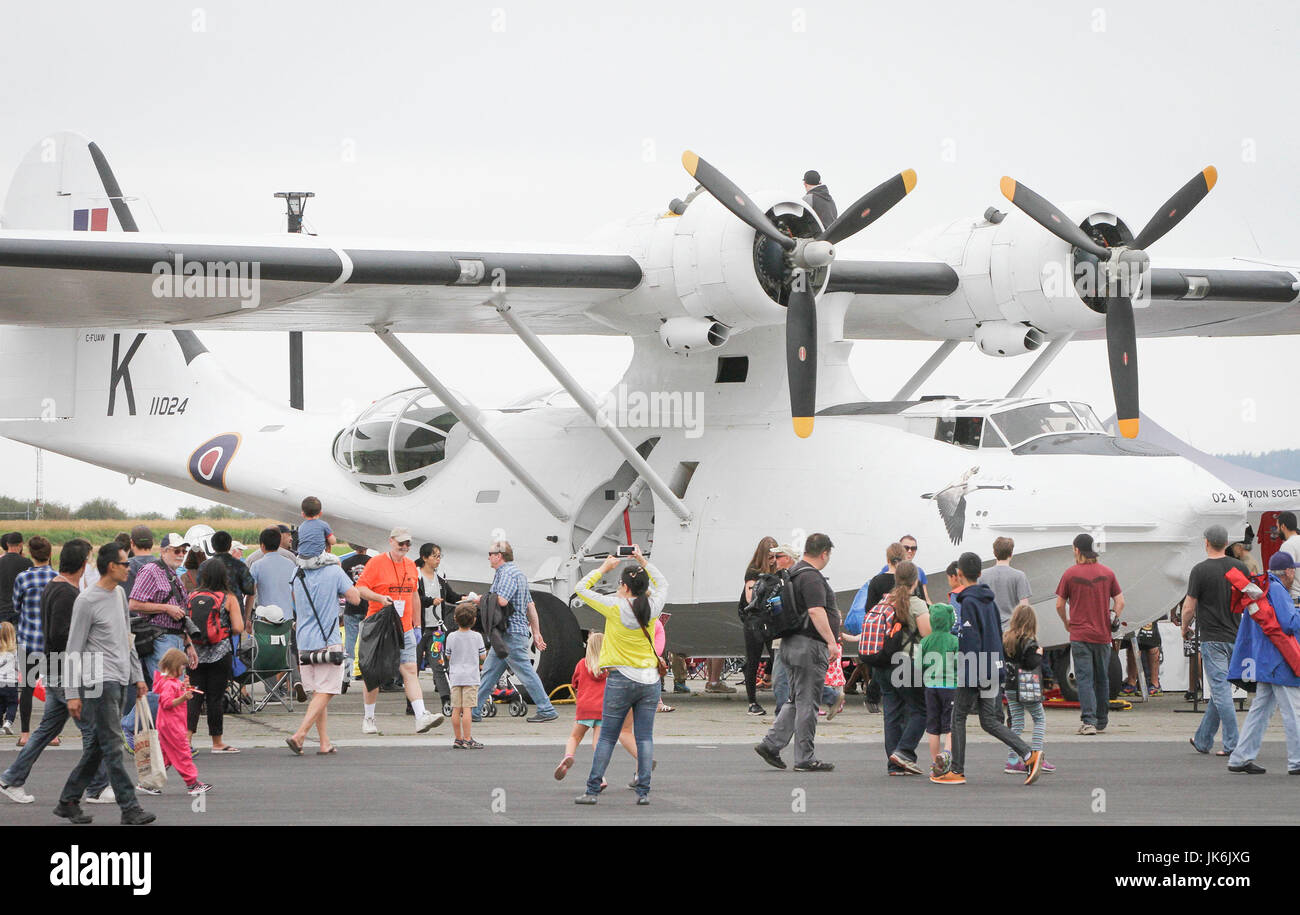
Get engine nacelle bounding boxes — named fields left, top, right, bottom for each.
left=658, top=316, right=731, bottom=354
left=972, top=320, right=1044, bottom=356
left=903, top=201, right=1138, bottom=341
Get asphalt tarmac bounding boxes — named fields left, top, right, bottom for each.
left=2, top=737, right=1297, bottom=826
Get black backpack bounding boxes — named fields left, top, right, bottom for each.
left=746, top=566, right=815, bottom=639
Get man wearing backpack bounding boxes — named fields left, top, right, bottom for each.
left=755, top=533, right=838, bottom=773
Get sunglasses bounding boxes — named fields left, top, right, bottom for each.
left=903, top=545, right=918, bottom=552
left=395, top=540, right=411, bottom=547
left=110, top=560, right=129, bottom=567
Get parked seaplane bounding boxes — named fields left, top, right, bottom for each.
left=1, top=132, right=1297, bottom=695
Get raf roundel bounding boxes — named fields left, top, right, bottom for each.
left=188, top=433, right=241, bottom=491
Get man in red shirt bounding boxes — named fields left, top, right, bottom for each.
left=1055, top=533, right=1124, bottom=735
left=354, top=528, right=444, bottom=736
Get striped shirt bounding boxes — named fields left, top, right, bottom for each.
left=490, top=561, right=532, bottom=637
left=13, top=564, right=55, bottom=652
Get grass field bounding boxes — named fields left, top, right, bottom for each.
left=3, top=519, right=282, bottom=548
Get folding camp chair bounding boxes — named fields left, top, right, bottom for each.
left=248, top=616, right=296, bottom=713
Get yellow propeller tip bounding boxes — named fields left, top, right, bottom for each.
left=681, top=151, right=699, bottom=177
left=793, top=417, right=814, bottom=438
left=999, top=176, right=1017, bottom=201
left=901, top=169, right=917, bottom=194
left=1118, top=418, right=1140, bottom=439
left=1203, top=166, right=1218, bottom=192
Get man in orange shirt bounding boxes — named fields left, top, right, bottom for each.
left=355, top=528, right=444, bottom=735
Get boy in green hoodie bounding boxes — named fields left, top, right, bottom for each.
left=920, top=603, right=959, bottom=777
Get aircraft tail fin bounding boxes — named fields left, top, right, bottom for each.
left=1, top=131, right=149, bottom=232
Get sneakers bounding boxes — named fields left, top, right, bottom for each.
left=930, top=751, right=952, bottom=778
left=672, top=682, right=692, bottom=694
left=466, top=739, right=484, bottom=749
left=53, top=800, right=92, bottom=824
left=416, top=711, right=445, bottom=733
left=362, top=717, right=379, bottom=735
left=792, top=760, right=834, bottom=772
left=1119, top=682, right=1137, bottom=696
left=84, top=787, right=117, bottom=804
left=889, top=753, right=923, bottom=776
left=135, top=784, right=162, bottom=796
left=526, top=712, right=558, bottom=723
left=1040, top=759, right=1056, bottom=773
left=1077, top=723, right=1097, bottom=736
left=705, top=681, right=737, bottom=694
left=0, top=780, right=34, bottom=804
left=1228, top=761, right=1267, bottom=774
left=574, top=793, right=598, bottom=805
left=1, top=721, right=11, bottom=736
left=187, top=781, right=213, bottom=796
left=120, top=808, right=156, bottom=826
left=754, top=743, right=787, bottom=770
left=636, top=796, right=650, bottom=806
left=930, top=771, right=966, bottom=785
left=555, top=755, right=575, bottom=780
left=746, top=703, right=766, bottom=716
left=1004, top=760, right=1027, bottom=774
left=453, top=739, right=468, bottom=749
left=1024, top=751, right=1044, bottom=785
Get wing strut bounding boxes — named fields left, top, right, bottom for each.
left=494, top=301, right=694, bottom=524
left=1005, top=331, right=1076, bottom=398
left=373, top=327, right=571, bottom=522
left=892, top=340, right=961, bottom=401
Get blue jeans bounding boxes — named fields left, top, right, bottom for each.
left=875, top=667, right=927, bottom=767
left=1193, top=641, right=1239, bottom=753
left=142, top=631, right=184, bottom=683
left=343, top=613, right=362, bottom=677
left=1071, top=641, right=1111, bottom=729
left=475, top=630, right=556, bottom=718
left=1227, top=682, right=1300, bottom=770
left=585, top=670, right=659, bottom=798
left=1, top=685, right=108, bottom=796
left=59, top=685, right=142, bottom=813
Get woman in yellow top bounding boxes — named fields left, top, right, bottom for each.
left=572, top=546, right=667, bottom=806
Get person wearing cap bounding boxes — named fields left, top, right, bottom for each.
left=246, top=524, right=296, bottom=567
left=755, top=533, right=838, bottom=772
left=1225, top=551, right=1300, bottom=774
left=1184, top=524, right=1250, bottom=755
left=1054, top=533, right=1124, bottom=735
left=472, top=540, right=559, bottom=723
left=128, top=532, right=198, bottom=682
left=123, top=524, right=155, bottom=600
left=801, top=170, right=837, bottom=228
left=354, top=528, right=444, bottom=734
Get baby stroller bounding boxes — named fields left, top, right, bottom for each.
left=482, top=668, right=528, bottom=717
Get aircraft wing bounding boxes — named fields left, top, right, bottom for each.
left=0, top=230, right=644, bottom=334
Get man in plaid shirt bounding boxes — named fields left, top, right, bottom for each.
left=13, top=536, right=55, bottom=742
left=473, top=540, right=558, bottom=723
left=128, top=532, right=198, bottom=680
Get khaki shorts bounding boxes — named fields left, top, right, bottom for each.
left=298, top=645, right=345, bottom=695
left=451, top=685, right=478, bottom=709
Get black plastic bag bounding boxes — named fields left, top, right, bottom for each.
left=358, top=605, right=403, bottom=691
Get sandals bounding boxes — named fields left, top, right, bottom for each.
left=285, top=737, right=304, bottom=756
left=657, top=703, right=675, bottom=713
left=316, top=747, right=337, bottom=755
left=555, top=755, right=575, bottom=780
left=1147, top=685, right=1161, bottom=696
left=211, top=745, right=241, bottom=754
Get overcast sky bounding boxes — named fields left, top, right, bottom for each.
left=1, top=0, right=1298, bottom=514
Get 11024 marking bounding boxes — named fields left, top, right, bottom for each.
left=148, top=396, right=189, bottom=416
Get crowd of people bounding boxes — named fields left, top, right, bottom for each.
left=0, top=494, right=1297, bottom=822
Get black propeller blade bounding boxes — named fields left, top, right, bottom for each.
left=786, top=270, right=818, bottom=438
left=999, top=177, right=1110, bottom=259
left=1131, top=166, right=1217, bottom=251
left=818, top=169, right=916, bottom=246
left=681, top=151, right=796, bottom=251
left=1103, top=296, right=1139, bottom=439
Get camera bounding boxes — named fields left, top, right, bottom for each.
left=300, top=649, right=344, bottom=666
left=617, top=545, right=637, bottom=557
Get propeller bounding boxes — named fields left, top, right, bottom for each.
left=682, top=151, right=916, bottom=437
left=999, top=167, right=1217, bottom=438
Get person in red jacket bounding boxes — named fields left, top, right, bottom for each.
left=554, top=632, right=639, bottom=786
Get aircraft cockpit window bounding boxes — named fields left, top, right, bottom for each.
left=981, top=422, right=1008, bottom=448
left=1068, top=402, right=1106, bottom=433
left=990, top=401, right=1086, bottom=447
left=333, top=388, right=460, bottom=496
left=935, top=416, right=983, bottom=449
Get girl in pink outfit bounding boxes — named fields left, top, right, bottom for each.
left=152, top=649, right=211, bottom=796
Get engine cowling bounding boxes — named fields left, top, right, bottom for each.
left=658, top=316, right=731, bottom=353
